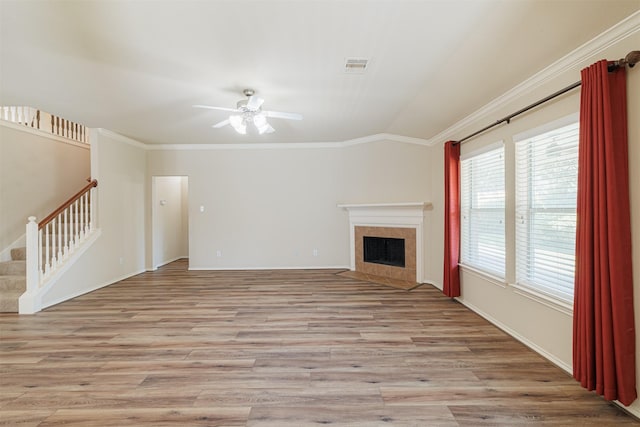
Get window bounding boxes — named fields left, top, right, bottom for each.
left=460, top=144, right=505, bottom=278
left=515, top=122, right=579, bottom=303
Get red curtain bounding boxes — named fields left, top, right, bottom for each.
left=443, top=140, right=461, bottom=298
left=573, top=60, right=636, bottom=406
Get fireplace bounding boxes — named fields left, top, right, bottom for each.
left=338, top=202, right=430, bottom=283
left=355, top=226, right=415, bottom=281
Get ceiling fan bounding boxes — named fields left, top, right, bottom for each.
left=193, top=89, right=303, bottom=135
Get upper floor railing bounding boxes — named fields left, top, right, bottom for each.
left=1, top=106, right=89, bottom=144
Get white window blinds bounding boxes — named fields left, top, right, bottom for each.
left=461, top=144, right=505, bottom=278
left=515, top=122, right=579, bottom=303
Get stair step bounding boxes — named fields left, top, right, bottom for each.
left=0, top=260, right=26, bottom=276
left=0, top=293, right=20, bottom=313
left=0, top=276, right=26, bottom=292
left=11, top=247, right=26, bottom=261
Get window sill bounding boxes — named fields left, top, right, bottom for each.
left=459, top=264, right=507, bottom=289
left=510, top=283, right=573, bottom=316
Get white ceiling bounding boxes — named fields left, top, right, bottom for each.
left=1, top=0, right=638, bottom=145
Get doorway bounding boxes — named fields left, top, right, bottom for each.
left=151, top=176, right=189, bottom=269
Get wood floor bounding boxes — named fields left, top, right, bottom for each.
left=0, top=259, right=636, bottom=426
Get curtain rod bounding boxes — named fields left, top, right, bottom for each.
left=453, top=50, right=640, bottom=146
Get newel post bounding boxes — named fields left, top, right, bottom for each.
left=20, top=216, right=40, bottom=314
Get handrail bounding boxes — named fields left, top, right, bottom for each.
left=39, top=179, right=98, bottom=229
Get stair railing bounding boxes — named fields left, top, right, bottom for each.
left=1, top=106, right=89, bottom=144
left=25, top=179, right=98, bottom=295
left=1, top=106, right=39, bottom=127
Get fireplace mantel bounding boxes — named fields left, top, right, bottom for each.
left=338, top=202, right=432, bottom=218
left=337, top=202, right=432, bottom=211
left=338, top=202, right=431, bottom=283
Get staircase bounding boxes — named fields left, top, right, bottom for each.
left=1, top=107, right=94, bottom=314
left=0, top=247, right=26, bottom=312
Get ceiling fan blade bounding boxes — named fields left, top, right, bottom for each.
left=246, top=96, right=264, bottom=111
left=193, top=104, right=240, bottom=113
left=263, top=110, right=303, bottom=120
left=212, top=119, right=230, bottom=128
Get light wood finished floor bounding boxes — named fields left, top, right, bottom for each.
left=1, top=259, right=637, bottom=426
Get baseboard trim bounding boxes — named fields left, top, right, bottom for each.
left=148, top=256, right=188, bottom=271
left=456, top=297, right=572, bottom=374
left=41, top=268, right=146, bottom=310
left=424, top=278, right=443, bottom=291
left=188, top=265, right=350, bottom=271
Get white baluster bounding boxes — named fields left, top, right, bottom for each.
left=57, top=215, right=63, bottom=265
left=51, top=220, right=57, bottom=269
left=44, top=223, right=50, bottom=275
left=38, top=228, right=43, bottom=280
left=80, top=194, right=85, bottom=237
left=89, top=188, right=94, bottom=231
left=84, top=193, right=88, bottom=236
left=78, top=196, right=84, bottom=240
left=63, top=208, right=69, bottom=257
left=75, top=200, right=80, bottom=244
left=73, top=200, right=78, bottom=248
left=84, top=192, right=89, bottom=235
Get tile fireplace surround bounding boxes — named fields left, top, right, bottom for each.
left=338, top=202, right=431, bottom=283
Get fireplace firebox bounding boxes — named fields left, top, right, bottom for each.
left=363, top=236, right=405, bottom=268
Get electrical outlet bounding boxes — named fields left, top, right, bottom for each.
left=216, top=250, right=222, bottom=257
left=119, top=257, right=124, bottom=265
left=313, top=249, right=318, bottom=257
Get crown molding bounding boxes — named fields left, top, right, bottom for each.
left=145, top=141, right=342, bottom=150
left=426, top=10, right=640, bottom=146
left=143, top=132, right=430, bottom=151
left=342, top=133, right=431, bottom=147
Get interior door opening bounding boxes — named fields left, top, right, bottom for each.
left=152, top=176, right=189, bottom=270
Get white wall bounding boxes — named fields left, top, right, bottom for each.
left=147, top=140, right=431, bottom=271
left=0, top=123, right=90, bottom=250
left=427, top=27, right=640, bottom=415
left=152, top=176, right=188, bottom=268
left=40, top=130, right=146, bottom=307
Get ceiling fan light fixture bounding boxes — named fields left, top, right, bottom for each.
left=194, top=89, right=301, bottom=136
left=229, top=114, right=246, bottom=134
left=253, top=112, right=267, bottom=126
left=258, top=122, right=275, bottom=134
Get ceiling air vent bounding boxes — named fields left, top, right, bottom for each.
left=344, top=57, right=369, bottom=73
